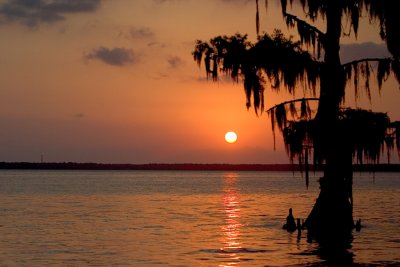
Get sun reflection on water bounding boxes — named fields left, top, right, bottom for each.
left=219, top=172, right=243, bottom=267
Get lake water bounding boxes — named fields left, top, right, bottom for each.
left=0, top=170, right=399, bottom=266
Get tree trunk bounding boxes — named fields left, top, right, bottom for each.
left=305, top=135, right=354, bottom=244
left=305, top=2, right=354, bottom=244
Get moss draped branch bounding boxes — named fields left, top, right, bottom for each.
left=342, top=57, right=400, bottom=100
left=267, top=97, right=319, bottom=150
left=280, top=108, right=396, bottom=166
left=283, top=12, right=325, bottom=57
left=193, top=31, right=319, bottom=114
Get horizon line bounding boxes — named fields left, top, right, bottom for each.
left=0, top=162, right=399, bottom=172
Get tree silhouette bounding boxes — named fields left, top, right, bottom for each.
left=193, top=0, right=400, bottom=245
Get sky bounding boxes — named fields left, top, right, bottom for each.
left=0, top=0, right=398, bottom=164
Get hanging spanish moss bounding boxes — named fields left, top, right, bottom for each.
left=256, top=0, right=260, bottom=36
left=276, top=107, right=397, bottom=184
left=342, top=57, right=399, bottom=100
left=193, top=31, right=319, bottom=114
left=267, top=98, right=317, bottom=132
left=291, top=109, right=395, bottom=162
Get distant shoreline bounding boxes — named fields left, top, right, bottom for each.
left=1, top=162, right=400, bottom=172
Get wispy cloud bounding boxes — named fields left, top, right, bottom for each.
left=167, top=56, right=184, bottom=69
left=85, top=47, right=138, bottom=67
left=147, top=41, right=167, bottom=48
left=129, top=26, right=154, bottom=39
left=0, top=0, right=101, bottom=27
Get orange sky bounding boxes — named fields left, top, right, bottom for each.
left=0, top=0, right=398, bottom=164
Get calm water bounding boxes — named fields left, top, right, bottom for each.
left=0, top=170, right=399, bottom=266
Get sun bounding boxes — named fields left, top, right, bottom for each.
left=225, top=131, right=238, bottom=144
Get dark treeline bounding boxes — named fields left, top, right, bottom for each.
left=0, top=162, right=399, bottom=172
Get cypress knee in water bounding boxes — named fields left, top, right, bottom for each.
left=283, top=208, right=297, bottom=232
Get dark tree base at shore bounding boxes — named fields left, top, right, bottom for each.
left=305, top=176, right=354, bottom=245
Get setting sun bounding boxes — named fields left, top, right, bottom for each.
left=225, top=131, right=238, bottom=144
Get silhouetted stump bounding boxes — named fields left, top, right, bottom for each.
left=283, top=208, right=297, bottom=232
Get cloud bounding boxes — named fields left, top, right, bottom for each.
left=340, top=42, right=390, bottom=63
left=85, top=47, right=138, bottom=66
left=0, top=0, right=101, bottom=27
left=129, top=26, right=154, bottom=39
left=147, top=41, right=167, bottom=48
left=167, top=56, right=184, bottom=69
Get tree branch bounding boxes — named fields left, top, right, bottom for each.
left=266, top=97, right=319, bottom=113
left=282, top=12, right=326, bottom=57
left=342, top=57, right=394, bottom=67
left=284, top=12, right=325, bottom=36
